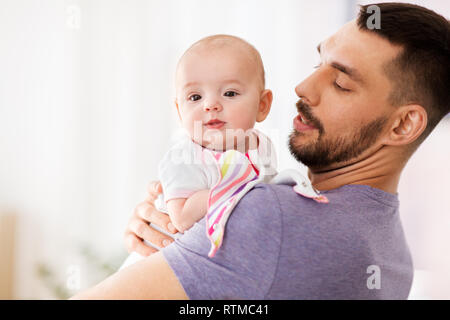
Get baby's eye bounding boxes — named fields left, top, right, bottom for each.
left=189, top=94, right=202, bottom=101
left=224, top=91, right=238, bottom=97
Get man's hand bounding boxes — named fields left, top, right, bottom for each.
left=124, top=181, right=178, bottom=256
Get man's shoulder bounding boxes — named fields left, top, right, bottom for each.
left=239, top=183, right=299, bottom=205
left=229, top=183, right=321, bottom=233
left=245, top=183, right=400, bottom=208
left=236, top=182, right=400, bottom=230
left=234, top=183, right=295, bottom=217
left=237, top=182, right=330, bottom=217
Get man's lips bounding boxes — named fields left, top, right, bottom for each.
left=293, top=113, right=316, bottom=132
left=204, top=119, right=226, bottom=129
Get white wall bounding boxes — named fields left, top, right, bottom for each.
left=0, top=0, right=448, bottom=299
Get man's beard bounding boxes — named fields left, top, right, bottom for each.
left=288, top=100, right=388, bottom=169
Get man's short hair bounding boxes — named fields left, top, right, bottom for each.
left=357, top=3, right=450, bottom=142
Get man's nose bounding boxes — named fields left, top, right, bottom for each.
left=203, top=102, right=223, bottom=112
left=295, top=69, right=323, bottom=106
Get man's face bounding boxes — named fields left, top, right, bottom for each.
left=289, top=20, right=402, bottom=171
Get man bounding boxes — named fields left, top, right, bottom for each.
left=72, top=3, right=450, bottom=299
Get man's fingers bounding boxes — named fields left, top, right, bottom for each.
left=145, top=193, right=158, bottom=202
left=135, top=202, right=154, bottom=222
left=129, top=219, right=175, bottom=249
left=124, top=233, right=158, bottom=256
left=147, top=181, right=162, bottom=196
left=135, top=202, right=178, bottom=234
left=124, top=181, right=176, bottom=256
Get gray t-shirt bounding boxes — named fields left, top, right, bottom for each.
left=162, top=183, right=413, bottom=299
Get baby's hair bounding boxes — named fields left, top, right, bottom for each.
left=178, top=34, right=266, bottom=90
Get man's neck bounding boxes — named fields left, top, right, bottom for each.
left=308, top=145, right=408, bottom=195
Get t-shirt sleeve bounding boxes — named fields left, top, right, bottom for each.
left=158, top=143, right=210, bottom=201
left=161, top=184, right=283, bottom=299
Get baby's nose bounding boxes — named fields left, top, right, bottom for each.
left=203, top=103, right=223, bottom=112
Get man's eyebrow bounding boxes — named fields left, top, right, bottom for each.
left=316, top=42, right=364, bottom=84
left=330, top=62, right=364, bottom=83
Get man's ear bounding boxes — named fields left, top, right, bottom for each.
left=256, top=89, right=273, bottom=122
left=383, top=104, right=428, bottom=146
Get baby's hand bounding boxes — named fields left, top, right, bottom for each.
left=167, top=198, right=196, bottom=233
left=167, top=189, right=210, bottom=233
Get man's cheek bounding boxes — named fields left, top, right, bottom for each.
left=326, top=114, right=351, bottom=132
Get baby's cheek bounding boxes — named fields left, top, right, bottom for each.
left=233, top=114, right=256, bottom=131
left=182, top=113, right=199, bottom=133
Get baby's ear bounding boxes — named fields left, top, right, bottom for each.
left=175, top=99, right=182, bottom=121
left=256, top=89, right=273, bottom=122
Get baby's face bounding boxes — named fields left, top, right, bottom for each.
left=175, top=45, right=266, bottom=151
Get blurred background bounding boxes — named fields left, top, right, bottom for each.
left=0, top=0, right=448, bottom=299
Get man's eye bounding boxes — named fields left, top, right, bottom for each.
left=189, top=94, right=201, bottom=101
left=224, top=91, right=238, bottom=97
left=334, top=81, right=351, bottom=92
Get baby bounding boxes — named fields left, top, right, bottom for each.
left=161, top=34, right=277, bottom=234
left=119, top=35, right=277, bottom=269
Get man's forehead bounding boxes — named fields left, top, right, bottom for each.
left=320, top=20, right=367, bottom=55
left=318, top=20, right=402, bottom=81
left=323, top=20, right=355, bottom=47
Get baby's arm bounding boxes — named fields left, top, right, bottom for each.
left=166, top=189, right=210, bottom=233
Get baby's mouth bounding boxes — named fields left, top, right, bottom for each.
left=204, top=119, right=226, bottom=129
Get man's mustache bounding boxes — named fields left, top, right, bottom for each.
left=295, top=99, right=323, bottom=132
